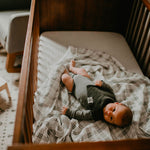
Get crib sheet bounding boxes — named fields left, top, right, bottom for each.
left=33, top=32, right=150, bottom=143
left=40, top=31, right=143, bottom=73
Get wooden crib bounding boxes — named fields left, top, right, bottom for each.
left=8, top=0, right=150, bottom=149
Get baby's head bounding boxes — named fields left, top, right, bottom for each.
left=103, top=102, right=133, bottom=127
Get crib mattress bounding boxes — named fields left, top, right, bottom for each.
left=39, top=31, right=142, bottom=75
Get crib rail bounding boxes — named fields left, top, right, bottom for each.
left=7, top=139, right=150, bottom=150
left=126, top=0, right=150, bottom=78
left=12, top=0, right=36, bottom=143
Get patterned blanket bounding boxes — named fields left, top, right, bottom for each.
left=33, top=46, right=150, bottom=143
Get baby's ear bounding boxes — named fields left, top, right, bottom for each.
left=114, top=102, right=119, bottom=104
left=114, top=102, right=124, bottom=106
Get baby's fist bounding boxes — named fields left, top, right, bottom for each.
left=95, top=80, right=103, bottom=87
left=62, top=106, right=68, bottom=115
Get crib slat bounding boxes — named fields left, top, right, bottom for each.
left=127, top=0, right=141, bottom=45
left=136, top=11, right=149, bottom=59
left=143, top=47, right=150, bottom=76
left=130, top=2, right=143, bottom=49
left=139, top=29, right=149, bottom=63
left=134, top=7, right=147, bottom=51
left=125, top=0, right=137, bottom=40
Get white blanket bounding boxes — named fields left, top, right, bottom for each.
left=33, top=46, right=150, bottom=143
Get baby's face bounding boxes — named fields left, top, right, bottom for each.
left=103, top=102, right=128, bottom=126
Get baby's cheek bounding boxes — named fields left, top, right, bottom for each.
left=103, top=114, right=108, bottom=122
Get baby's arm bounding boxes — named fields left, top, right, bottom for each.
left=95, top=80, right=114, bottom=94
left=62, top=106, right=68, bottom=115
left=95, top=80, right=103, bottom=87
left=62, top=107, right=93, bottom=120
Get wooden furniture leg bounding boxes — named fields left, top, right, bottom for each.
left=0, top=77, right=11, bottom=100
left=5, top=82, right=11, bottom=99
left=6, top=51, right=23, bottom=73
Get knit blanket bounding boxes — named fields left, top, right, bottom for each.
left=33, top=46, right=150, bottom=143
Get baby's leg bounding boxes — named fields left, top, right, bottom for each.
left=61, top=70, right=74, bottom=92
left=69, top=60, right=91, bottom=79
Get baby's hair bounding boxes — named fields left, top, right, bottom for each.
left=120, top=105, right=133, bottom=127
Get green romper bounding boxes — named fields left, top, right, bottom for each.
left=66, top=74, right=116, bottom=121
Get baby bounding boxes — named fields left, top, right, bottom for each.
left=61, top=60, right=133, bottom=127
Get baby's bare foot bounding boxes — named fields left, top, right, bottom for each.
left=69, top=60, right=75, bottom=70
left=71, top=60, right=75, bottom=67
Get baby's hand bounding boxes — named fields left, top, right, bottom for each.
left=95, top=80, right=103, bottom=87
left=62, top=106, right=68, bottom=115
